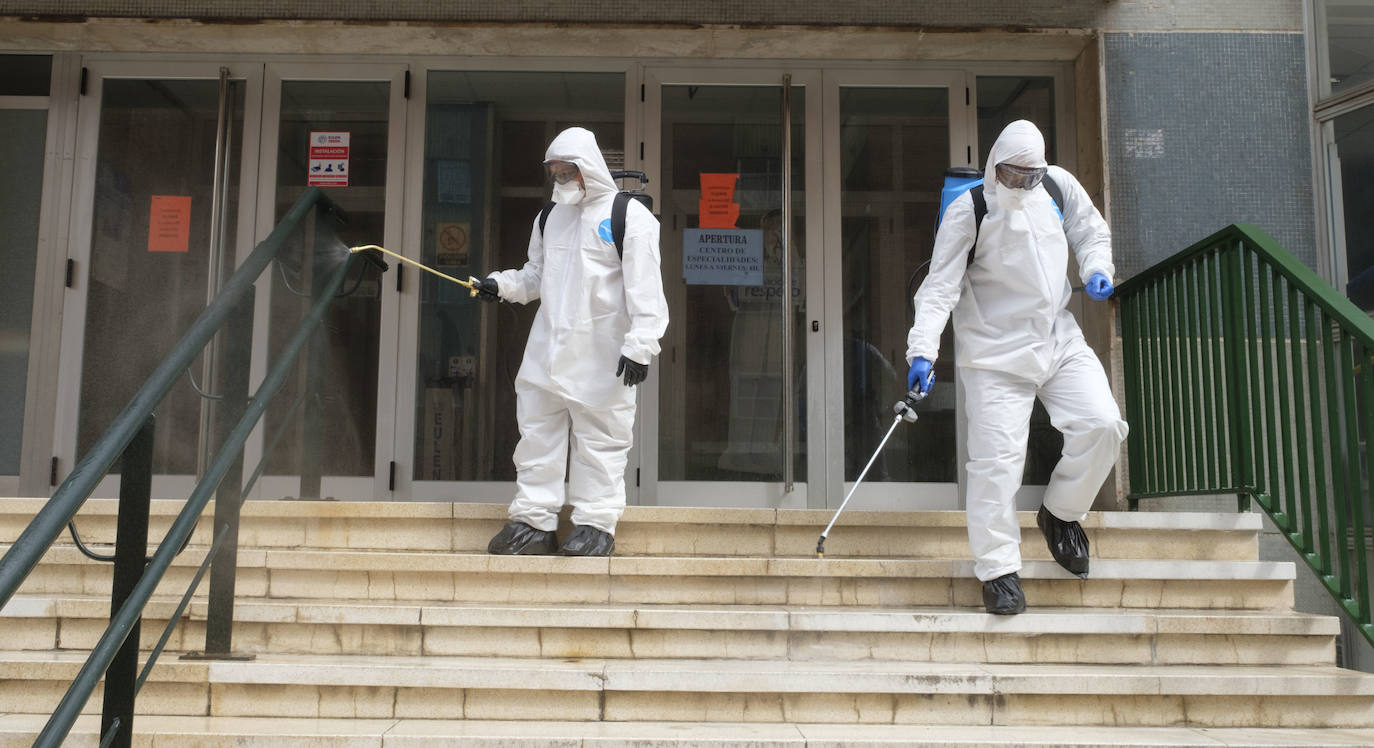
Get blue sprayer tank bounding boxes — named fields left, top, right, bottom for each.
left=937, top=166, right=983, bottom=226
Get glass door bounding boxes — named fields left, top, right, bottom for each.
left=644, top=68, right=822, bottom=508
left=823, top=70, right=969, bottom=510
left=396, top=68, right=631, bottom=501
left=241, top=63, right=407, bottom=500
left=53, top=62, right=262, bottom=497
left=0, top=55, right=52, bottom=490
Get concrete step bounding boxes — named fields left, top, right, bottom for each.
left=5, top=544, right=1296, bottom=608
left=3, top=652, right=1372, bottom=727
left=2, top=595, right=1338, bottom=665
left=2, top=594, right=1341, bottom=664
left=5, top=716, right=1374, bottom=747
left=0, top=498, right=1262, bottom=560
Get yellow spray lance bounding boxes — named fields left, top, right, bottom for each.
left=348, top=245, right=489, bottom=297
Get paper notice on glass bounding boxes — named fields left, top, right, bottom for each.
left=307, top=131, right=350, bottom=187
left=682, top=228, right=762, bottom=286
left=436, top=222, right=470, bottom=266
left=436, top=160, right=471, bottom=204
left=698, top=173, right=740, bottom=229
left=147, top=195, right=191, bottom=253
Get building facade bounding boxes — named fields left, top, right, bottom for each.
left=0, top=2, right=1360, bottom=518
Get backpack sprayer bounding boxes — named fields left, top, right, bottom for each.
left=816, top=386, right=928, bottom=557
left=348, top=245, right=487, bottom=297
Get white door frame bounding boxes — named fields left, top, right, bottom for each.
left=822, top=68, right=970, bottom=511
left=5, top=54, right=77, bottom=498
left=643, top=65, right=825, bottom=509
left=52, top=60, right=265, bottom=499
left=243, top=61, right=408, bottom=501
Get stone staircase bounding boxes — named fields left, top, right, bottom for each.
left=2, top=498, right=1373, bottom=746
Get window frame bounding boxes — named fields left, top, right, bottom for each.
left=1307, top=0, right=1374, bottom=290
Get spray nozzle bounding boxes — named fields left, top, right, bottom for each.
left=893, top=388, right=927, bottom=423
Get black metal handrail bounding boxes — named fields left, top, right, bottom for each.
left=0, top=187, right=380, bottom=747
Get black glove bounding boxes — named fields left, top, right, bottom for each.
left=616, top=355, right=648, bottom=386
left=474, top=277, right=501, bottom=302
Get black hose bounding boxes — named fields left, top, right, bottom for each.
left=906, top=259, right=932, bottom=317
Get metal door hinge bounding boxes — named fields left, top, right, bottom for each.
left=388, top=461, right=396, bottom=491
left=640, top=84, right=645, bottom=102
left=636, top=468, right=640, bottom=487
left=396, top=264, right=403, bottom=293
left=403, top=71, right=411, bottom=99
left=65, top=258, right=74, bottom=288
left=50, top=457, right=59, bottom=486
left=80, top=68, right=88, bottom=96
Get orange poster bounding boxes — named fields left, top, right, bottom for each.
left=148, top=195, right=192, bottom=253
left=698, top=173, right=740, bottom=229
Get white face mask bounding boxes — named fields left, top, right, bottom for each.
left=997, top=186, right=1031, bottom=210
left=552, top=181, right=585, bottom=205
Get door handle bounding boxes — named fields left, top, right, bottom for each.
left=781, top=73, right=794, bottom=494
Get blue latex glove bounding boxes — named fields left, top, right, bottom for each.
left=1086, top=273, right=1114, bottom=301
left=907, top=356, right=935, bottom=394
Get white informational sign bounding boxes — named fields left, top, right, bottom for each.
left=307, top=131, right=350, bottom=187
left=682, top=228, right=763, bottom=286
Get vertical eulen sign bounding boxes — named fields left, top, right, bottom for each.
left=307, top=131, right=350, bottom=187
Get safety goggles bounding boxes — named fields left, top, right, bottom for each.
left=994, top=162, right=1047, bottom=191
left=544, top=160, right=580, bottom=185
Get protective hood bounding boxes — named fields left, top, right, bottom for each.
left=544, top=127, right=618, bottom=202
left=490, top=124, right=668, bottom=413
left=983, top=120, right=1048, bottom=200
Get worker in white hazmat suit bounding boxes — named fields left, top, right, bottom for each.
left=906, top=120, right=1128, bottom=614
left=475, top=127, right=669, bottom=556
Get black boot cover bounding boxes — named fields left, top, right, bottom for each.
left=559, top=525, right=616, bottom=556
left=1037, top=505, right=1090, bottom=578
left=982, top=572, right=1026, bottom=615
left=487, top=521, right=558, bottom=555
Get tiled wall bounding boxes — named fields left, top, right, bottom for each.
left=1104, top=32, right=1317, bottom=276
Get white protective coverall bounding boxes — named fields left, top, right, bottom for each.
left=488, top=127, right=669, bottom=535
left=906, top=120, right=1129, bottom=582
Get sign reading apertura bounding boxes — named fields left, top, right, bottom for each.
left=682, top=228, right=763, bottom=286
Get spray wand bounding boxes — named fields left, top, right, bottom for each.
left=816, top=387, right=928, bottom=558
left=349, top=245, right=487, bottom=297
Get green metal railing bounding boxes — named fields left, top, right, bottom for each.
left=1118, top=223, right=1374, bottom=647
left=0, top=187, right=384, bottom=747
